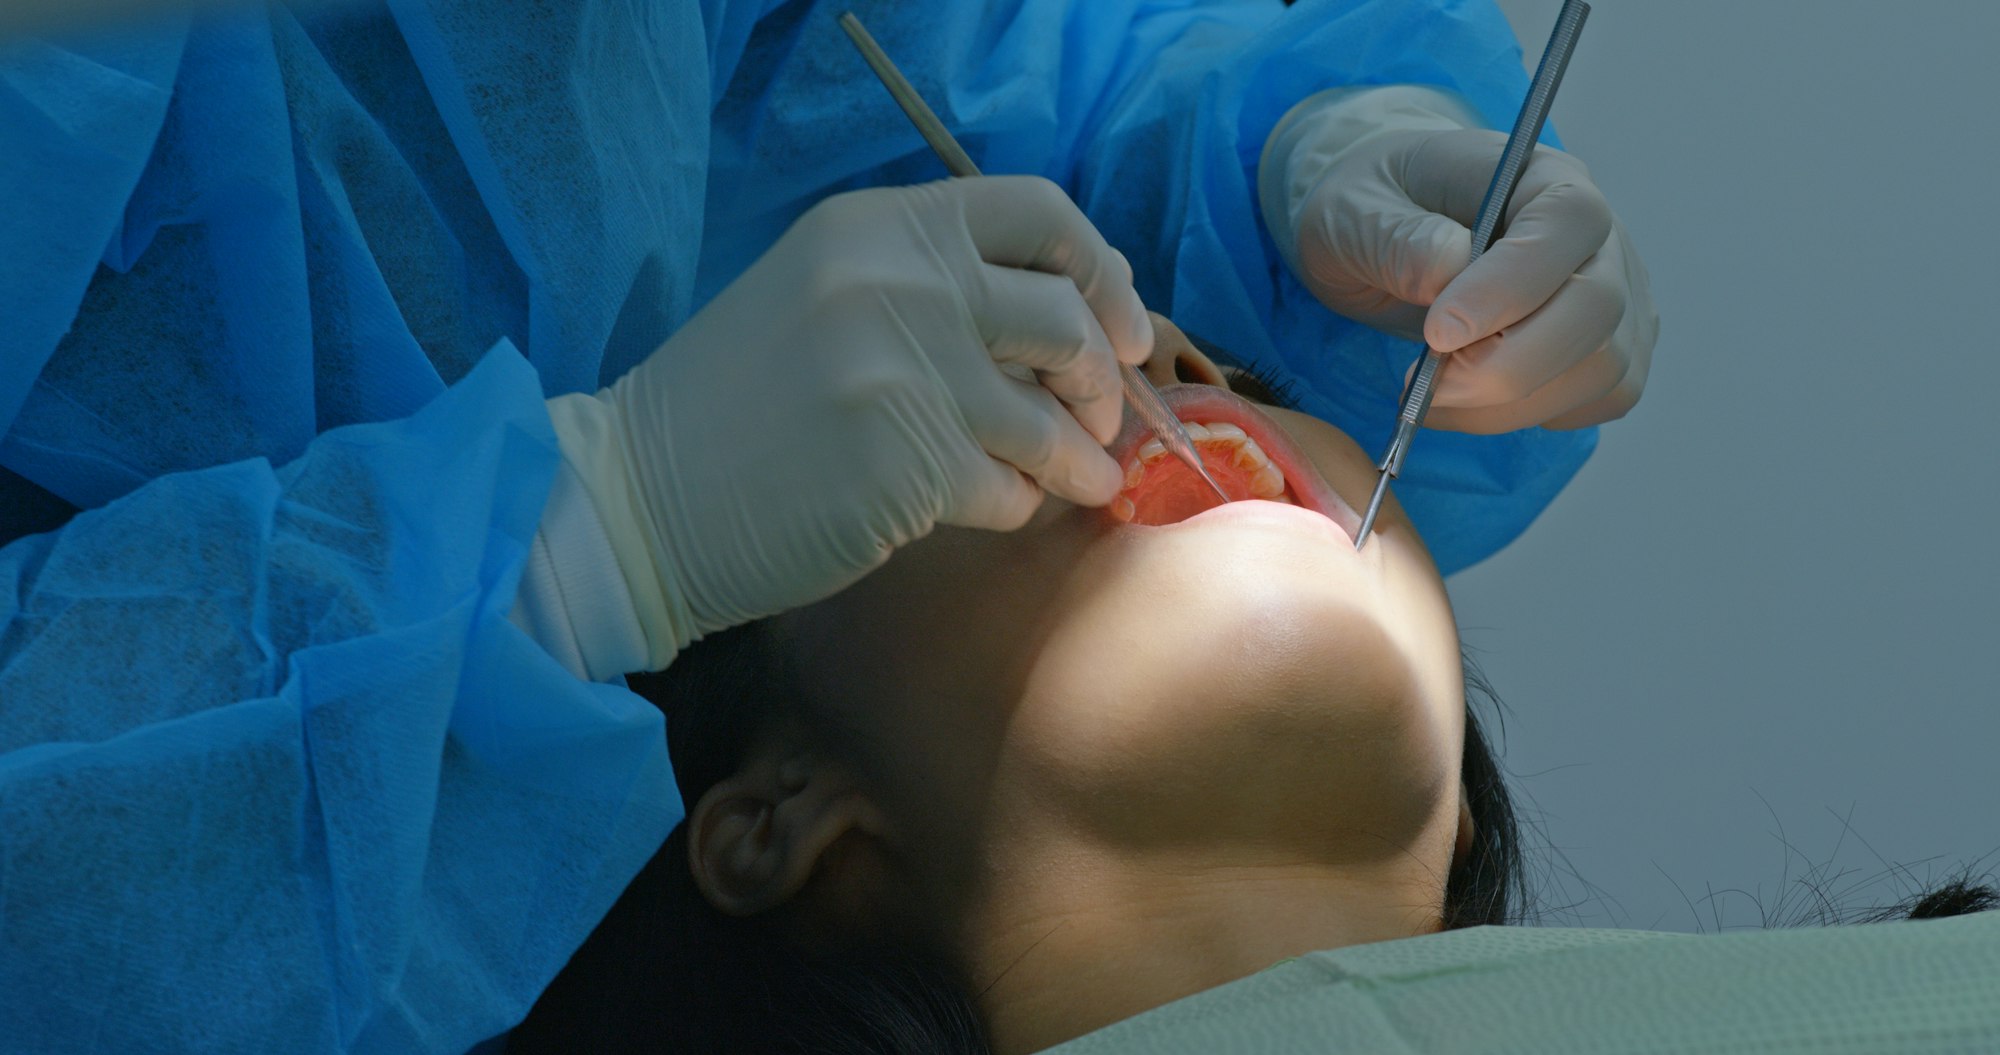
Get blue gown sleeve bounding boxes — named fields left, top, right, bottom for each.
left=700, top=0, right=1594, bottom=574
left=0, top=344, right=679, bottom=1054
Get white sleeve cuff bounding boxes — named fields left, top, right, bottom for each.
left=510, top=458, right=649, bottom=682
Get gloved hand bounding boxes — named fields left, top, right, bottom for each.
left=1258, top=85, right=1657, bottom=434
left=543, top=177, right=1153, bottom=671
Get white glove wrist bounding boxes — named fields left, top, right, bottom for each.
left=1258, top=85, right=1485, bottom=278
left=545, top=391, right=700, bottom=671
left=510, top=455, right=653, bottom=680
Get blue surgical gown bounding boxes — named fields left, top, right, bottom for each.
left=0, top=1, right=1592, bottom=1050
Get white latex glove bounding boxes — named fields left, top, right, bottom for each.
left=539, top=177, right=1153, bottom=672
left=1259, top=85, right=1657, bottom=434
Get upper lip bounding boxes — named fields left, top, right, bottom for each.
left=1106, top=384, right=1361, bottom=542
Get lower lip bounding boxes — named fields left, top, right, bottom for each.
left=1164, top=498, right=1358, bottom=548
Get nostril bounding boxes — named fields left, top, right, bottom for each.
left=1173, top=355, right=1204, bottom=384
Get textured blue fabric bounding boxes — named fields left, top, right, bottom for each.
left=0, top=2, right=1591, bottom=1050
left=0, top=344, right=678, bottom=1053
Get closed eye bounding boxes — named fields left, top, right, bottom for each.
left=1176, top=329, right=1304, bottom=410
left=1221, top=365, right=1297, bottom=409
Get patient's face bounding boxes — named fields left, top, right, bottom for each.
left=765, top=317, right=1466, bottom=940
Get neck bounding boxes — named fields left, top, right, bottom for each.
left=964, top=853, right=1446, bottom=1055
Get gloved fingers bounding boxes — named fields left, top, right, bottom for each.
left=1540, top=339, right=1649, bottom=430
left=1411, top=223, right=1656, bottom=434
left=1418, top=341, right=1630, bottom=435
left=1542, top=262, right=1657, bottom=429
left=954, top=175, right=1155, bottom=366
left=1434, top=218, right=1658, bottom=429
left=950, top=367, right=1127, bottom=508
left=1394, top=128, right=1512, bottom=226
left=942, top=452, right=1047, bottom=532
left=1404, top=134, right=1614, bottom=352
left=1297, top=152, right=1471, bottom=331
left=969, top=263, right=1125, bottom=445
left=1429, top=245, right=1626, bottom=410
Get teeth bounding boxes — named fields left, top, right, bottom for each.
left=1230, top=439, right=1271, bottom=472
left=1270, top=492, right=1296, bottom=505
left=1247, top=462, right=1285, bottom=498
left=1121, top=420, right=1291, bottom=502
left=1110, top=496, right=1136, bottom=521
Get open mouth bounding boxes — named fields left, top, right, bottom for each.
left=1103, top=384, right=1361, bottom=543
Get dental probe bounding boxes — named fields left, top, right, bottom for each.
left=1352, top=0, right=1591, bottom=549
left=838, top=12, right=1233, bottom=507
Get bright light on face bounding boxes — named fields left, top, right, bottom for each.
left=684, top=314, right=1476, bottom=1055
left=769, top=315, right=1464, bottom=868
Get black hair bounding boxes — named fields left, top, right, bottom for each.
left=512, top=618, right=987, bottom=1053
left=513, top=622, right=1995, bottom=1054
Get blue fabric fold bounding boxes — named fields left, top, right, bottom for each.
left=0, top=24, right=182, bottom=460
left=0, top=345, right=679, bottom=1053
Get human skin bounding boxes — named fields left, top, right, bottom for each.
left=688, top=316, right=1473, bottom=1054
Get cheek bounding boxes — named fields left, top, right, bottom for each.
left=1263, top=405, right=1389, bottom=512
left=775, top=518, right=1098, bottom=831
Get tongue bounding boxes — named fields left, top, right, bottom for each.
left=1126, top=451, right=1257, bottom=526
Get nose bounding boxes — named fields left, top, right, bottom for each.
left=1139, top=313, right=1230, bottom=390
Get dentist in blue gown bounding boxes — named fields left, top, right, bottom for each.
left=0, top=0, right=1655, bottom=1049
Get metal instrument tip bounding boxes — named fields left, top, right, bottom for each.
left=1195, top=461, right=1232, bottom=506
left=1354, top=470, right=1390, bottom=549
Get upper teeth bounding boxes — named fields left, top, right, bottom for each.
left=1132, top=420, right=1286, bottom=499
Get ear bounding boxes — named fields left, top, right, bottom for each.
left=688, top=750, right=884, bottom=917
left=1454, top=783, right=1476, bottom=864
left=1141, top=312, right=1231, bottom=389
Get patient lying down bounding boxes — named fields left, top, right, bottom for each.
left=508, top=318, right=1991, bottom=1054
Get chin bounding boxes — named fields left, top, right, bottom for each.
left=1012, top=528, right=1430, bottom=851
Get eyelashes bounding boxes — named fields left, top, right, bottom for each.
left=1173, top=326, right=1304, bottom=411
left=1224, top=360, right=1303, bottom=411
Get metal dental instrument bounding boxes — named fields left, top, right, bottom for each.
left=1352, top=0, right=1591, bottom=550
left=838, top=12, right=1233, bottom=507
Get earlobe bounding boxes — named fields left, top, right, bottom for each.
left=688, top=754, right=880, bottom=917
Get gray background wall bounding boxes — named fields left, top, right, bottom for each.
left=1449, top=0, right=2000, bottom=930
